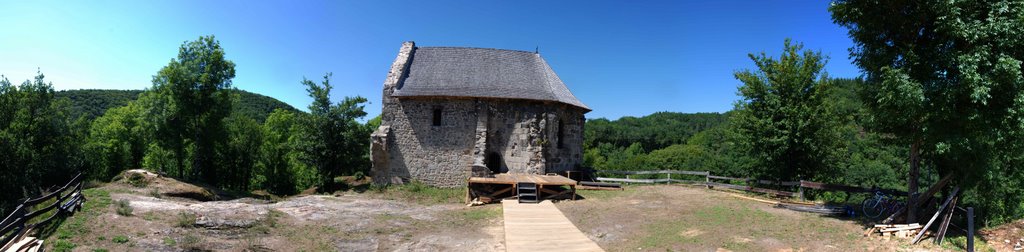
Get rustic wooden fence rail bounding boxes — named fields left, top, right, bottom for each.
left=0, top=172, right=86, bottom=249
left=594, top=169, right=908, bottom=199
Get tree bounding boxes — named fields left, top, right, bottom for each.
left=298, top=73, right=369, bottom=188
left=149, top=35, right=236, bottom=183
left=831, top=0, right=1024, bottom=224
left=219, top=112, right=263, bottom=191
left=255, top=109, right=300, bottom=194
left=85, top=98, right=150, bottom=180
left=732, top=39, right=846, bottom=182
left=0, top=72, right=86, bottom=217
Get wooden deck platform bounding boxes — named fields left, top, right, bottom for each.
left=467, top=173, right=578, bottom=203
left=503, top=200, right=604, bottom=252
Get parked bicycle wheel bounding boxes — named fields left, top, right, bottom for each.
left=862, top=198, right=884, bottom=219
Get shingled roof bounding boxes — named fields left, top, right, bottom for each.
left=393, top=46, right=589, bottom=111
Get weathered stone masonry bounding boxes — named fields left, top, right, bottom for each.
left=371, top=42, right=589, bottom=188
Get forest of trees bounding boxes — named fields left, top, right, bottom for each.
left=55, top=89, right=300, bottom=122
left=0, top=35, right=375, bottom=217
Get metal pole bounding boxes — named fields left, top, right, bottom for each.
left=967, top=207, right=974, bottom=252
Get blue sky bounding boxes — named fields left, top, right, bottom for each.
left=0, top=1, right=859, bottom=120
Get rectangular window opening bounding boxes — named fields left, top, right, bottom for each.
left=432, top=108, right=443, bottom=126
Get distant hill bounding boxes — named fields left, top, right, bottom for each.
left=585, top=112, right=729, bottom=151
left=56, top=89, right=301, bottom=122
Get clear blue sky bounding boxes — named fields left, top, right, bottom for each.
left=0, top=1, right=859, bottom=120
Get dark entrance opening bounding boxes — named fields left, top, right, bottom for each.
left=486, top=152, right=503, bottom=174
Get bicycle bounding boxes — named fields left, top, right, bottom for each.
left=862, top=190, right=905, bottom=219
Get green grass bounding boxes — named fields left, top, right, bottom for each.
left=47, top=188, right=112, bottom=251
left=461, top=206, right=501, bottom=221
left=373, top=181, right=465, bottom=205
left=111, top=235, right=129, bottom=244
left=162, top=237, right=176, bottom=246
left=940, top=235, right=995, bottom=252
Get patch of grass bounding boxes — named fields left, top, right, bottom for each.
left=179, top=234, right=204, bottom=251
left=250, top=209, right=285, bottom=234
left=162, top=237, right=176, bottom=246
left=114, top=199, right=133, bottom=216
left=148, top=188, right=161, bottom=198
left=174, top=211, right=197, bottom=228
left=92, top=249, right=109, bottom=252
left=576, top=188, right=634, bottom=200
left=142, top=212, right=158, bottom=221
left=375, top=181, right=464, bottom=204
left=47, top=188, right=111, bottom=250
left=940, top=235, right=995, bottom=252
left=460, top=206, right=501, bottom=221
left=52, top=239, right=77, bottom=252
left=111, top=235, right=129, bottom=244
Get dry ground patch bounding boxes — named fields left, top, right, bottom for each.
left=43, top=177, right=504, bottom=251
left=557, top=185, right=980, bottom=252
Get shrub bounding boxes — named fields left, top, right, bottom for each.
left=114, top=199, right=132, bottom=216
left=179, top=234, right=204, bottom=251
left=175, top=211, right=197, bottom=228
left=126, top=172, right=148, bottom=187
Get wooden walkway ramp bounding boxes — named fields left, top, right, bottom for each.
left=502, top=200, right=604, bottom=252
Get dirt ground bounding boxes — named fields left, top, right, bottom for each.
left=981, top=219, right=1024, bottom=252
left=45, top=172, right=505, bottom=251
left=42, top=172, right=1003, bottom=251
left=557, top=185, right=976, bottom=252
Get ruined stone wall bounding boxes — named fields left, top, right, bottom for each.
left=483, top=100, right=585, bottom=175
left=385, top=98, right=479, bottom=187
left=371, top=41, right=587, bottom=188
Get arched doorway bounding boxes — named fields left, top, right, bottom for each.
left=486, top=152, right=503, bottom=174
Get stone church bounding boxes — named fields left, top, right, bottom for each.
left=370, top=41, right=590, bottom=187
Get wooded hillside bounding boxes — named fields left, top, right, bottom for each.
left=57, top=89, right=300, bottom=122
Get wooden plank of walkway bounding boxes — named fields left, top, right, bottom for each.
left=503, top=201, right=604, bottom=252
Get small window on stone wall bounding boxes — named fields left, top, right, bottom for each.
left=557, top=120, right=565, bottom=149
left=432, top=108, right=442, bottom=126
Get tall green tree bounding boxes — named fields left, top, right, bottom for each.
left=732, top=39, right=846, bottom=182
left=299, top=73, right=369, bottom=187
left=831, top=0, right=1024, bottom=224
left=0, top=72, right=86, bottom=217
left=85, top=97, right=151, bottom=180
left=149, top=35, right=236, bottom=183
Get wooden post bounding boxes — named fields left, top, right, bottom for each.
left=705, top=172, right=711, bottom=189
left=667, top=173, right=672, bottom=184
left=797, top=184, right=805, bottom=201
left=967, top=207, right=975, bottom=252
left=626, top=175, right=630, bottom=185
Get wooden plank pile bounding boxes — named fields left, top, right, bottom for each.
left=866, top=223, right=924, bottom=239
left=3, top=236, right=43, bottom=252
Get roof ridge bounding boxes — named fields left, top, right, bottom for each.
left=416, top=46, right=537, bottom=55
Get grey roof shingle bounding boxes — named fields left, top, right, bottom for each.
left=393, top=46, right=589, bottom=111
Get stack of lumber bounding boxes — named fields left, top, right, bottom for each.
left=865, top=223, right=923, bottom=239
left=3, top=236, right=43, bottom=252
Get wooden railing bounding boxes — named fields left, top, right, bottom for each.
left=0, top=172, right=86, bottom=249
left=593, top=169, right=908, bottom=199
